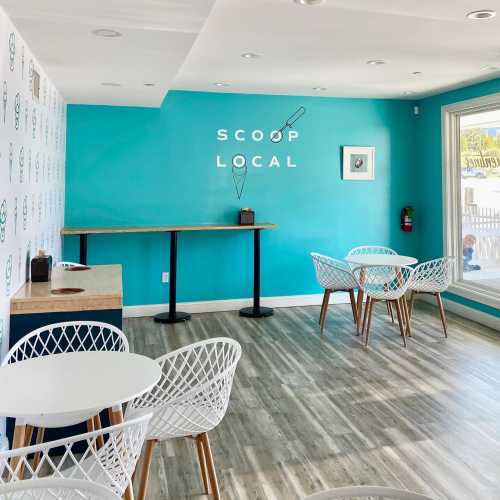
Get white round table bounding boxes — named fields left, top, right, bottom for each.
left=0, top=351, right=161, bottom=420
left=344, top=254, right=418, bottom=267
left=344, top=254, right=418, bottom=333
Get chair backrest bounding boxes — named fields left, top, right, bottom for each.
left=0, top=478, right=121, bottom=500
left=2, top=321, right=129, bottom=366
left=352, top=265, right=414, bottom=300
left=410, top=257, right=455, bottom=292
left=0, top=415, right=151, bottom=497
left=128, top=338, right=242, bottom=440
left=347, top=246, right=397, bottom=257
left=311, top=253, right=357, bottom=290
left=56, top=262, right=81, bottom=268
left=304, top=486, right=434, bottom=500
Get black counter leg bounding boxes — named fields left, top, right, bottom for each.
left=79, top=234, right=88, bottom=265
left=154, top=231, right=191, bottom=324
left=239, top=229, right=273, bottom=318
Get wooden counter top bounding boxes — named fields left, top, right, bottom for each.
left=11, top=265, right=123, bottom=315
left=61, top=223, right=277, bottom=235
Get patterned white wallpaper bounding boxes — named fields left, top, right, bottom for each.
left=0, top=7, right=66, bottom=360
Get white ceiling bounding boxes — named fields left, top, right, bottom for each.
left=173, top=0, right=500, bottom=99
left=2, top=0, right=500, bottom=105
left=0, top=0, right=215, bottom=107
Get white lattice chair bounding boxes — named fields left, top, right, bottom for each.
left=2, top=322, right=129, bottom=447
left=347, top=246, right=398, bottom=257
left=0, top=478, right=121, bottom=499
left=0, top=415, right=151, bottom=499
left=311, top=253, right=358, bottom=333
left=353, top=265, right=414, bottom=347
left=347, top=246, right=399, bottom=328
left=126, top=338, right=242, bottom=500
left=408, top=257, right=455, bottom=337
left=304, top=485, right=434, bottom=500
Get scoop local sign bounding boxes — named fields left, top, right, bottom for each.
left=216, top=128, right=299, bottom=168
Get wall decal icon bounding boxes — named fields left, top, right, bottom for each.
left=232, top=154, right=248, bottom=200
left=14, top=92, right=20, bottom=130
left=14, top=197, right=17, bottom=235
left=23, top=195, right=28, bottom=231
left=2, top=81, right=6, bottom=123
left=271, top=106, right=306, bottom=143
left=0, top=200, right=6, bottom=243
left=9, top=143, right=13, bottom=183
left=19, top=146, right=24, bottom=183
left=5, top=254, right=13, bottom=296
left=8, top=32, right=15, bottom=72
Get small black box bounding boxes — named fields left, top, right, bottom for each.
left=31, top=250, right=52, bottom=282
left=239, top=208, right=255, bottom=225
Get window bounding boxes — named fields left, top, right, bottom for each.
left=442, top=93, right=500, bottom=308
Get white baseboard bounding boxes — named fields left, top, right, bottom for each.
left=123, top=292, right=352, bottom=318
left=418, top=294, right=500, bottom=332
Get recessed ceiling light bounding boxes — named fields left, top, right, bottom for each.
left=481, top=65, right=498, bottom=71
left=92, top=29, right=122, bottom=38
left=241, top=52, right=260, bottom=59
left=214, top=82, right=229, bottom=87
left=367, top=59, right=386, bottom=66
left=466, top=10, right=496, bottom=19
left=143, top=83, right=155, bottom=87
left=294, top=0, right=325, bottom=5
left=412, top=71, right=422, bottom=75
left=313, top=87, right=327, bottom=91
left=404, top=91, right=414, bottom=95
left=101, top=82, right=121, bottom=87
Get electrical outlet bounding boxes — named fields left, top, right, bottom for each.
left=162, top=272, right=169, bottom=283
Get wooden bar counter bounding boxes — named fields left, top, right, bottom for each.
left=9, top=264, right=123, bottom=348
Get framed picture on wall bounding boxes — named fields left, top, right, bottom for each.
left=342, top=146, right=375, bottom=180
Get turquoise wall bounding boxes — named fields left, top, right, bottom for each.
left=65, top=91, right=419, bottom=306
left=416, top=77, right=500, bottom=317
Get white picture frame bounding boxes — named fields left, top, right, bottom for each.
left=342, top=146, right=375, bottom=180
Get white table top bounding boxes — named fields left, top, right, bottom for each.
left=0, top=351, right=161, bottom=419
left=345, top=254, right=418, bottom=267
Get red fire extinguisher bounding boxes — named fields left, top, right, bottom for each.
left=401, top=206, right=413, bottom=232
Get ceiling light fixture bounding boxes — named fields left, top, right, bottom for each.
left=143, top=83, right=155, bottom=87
left=101, top=82, right=122, bottom=87
left=403, top=91, right=414, bottom=95
left=466, top=9, right=496, bottom=19
left=313, top=87, right=327, bottom=91
left=241, top=52, right=260, bottom=59
left=213, top=82, right=229, bottom=87
left=367, top=59, right=386, bottom=65
left=412, top=71, right=422, bottom=75
left=294, top=0, right=325, bottom=5
left=92, top=29, right=122, bottom=38
left=481, top=65, right=498, bottom=71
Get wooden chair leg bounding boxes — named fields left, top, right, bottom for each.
left=86, top=418, right=95, bottom=433
left=24, top=425, right=34, bottom=447
left=137, top=439, right=157, bottom=500
left=436, top=292, right=448, bottom=338
left=93, top=414, right=105, bottom=448
left=362, top=296, right=371, bottom=336
left=401, top=297, right=412, bottom=337
left=386, top=301, right=394, bottom=323
left=319, top=290, right=328, bottom=326
left=33, top=427, right=45, bottom=469
left=394, top=299, right=407, bottom=348
left=364, top=298, right=375, bottom=347
left=356, top=288, right=364, bottom=335
left=10, top=423, right=26, bottom=480
left=408, top=290, right=416, bottom=319
left=200, top=432, right=220, bottom=500
left=348, top=289, right=358, bottom=325
left=320, top=289, right=331, bottom=334
left=196, top=434, right=210, bottom=494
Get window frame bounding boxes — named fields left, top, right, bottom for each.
left=442, top=92, right=500, bottom=309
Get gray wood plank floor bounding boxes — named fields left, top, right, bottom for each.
left=124, top=302, right=500, bottom=500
